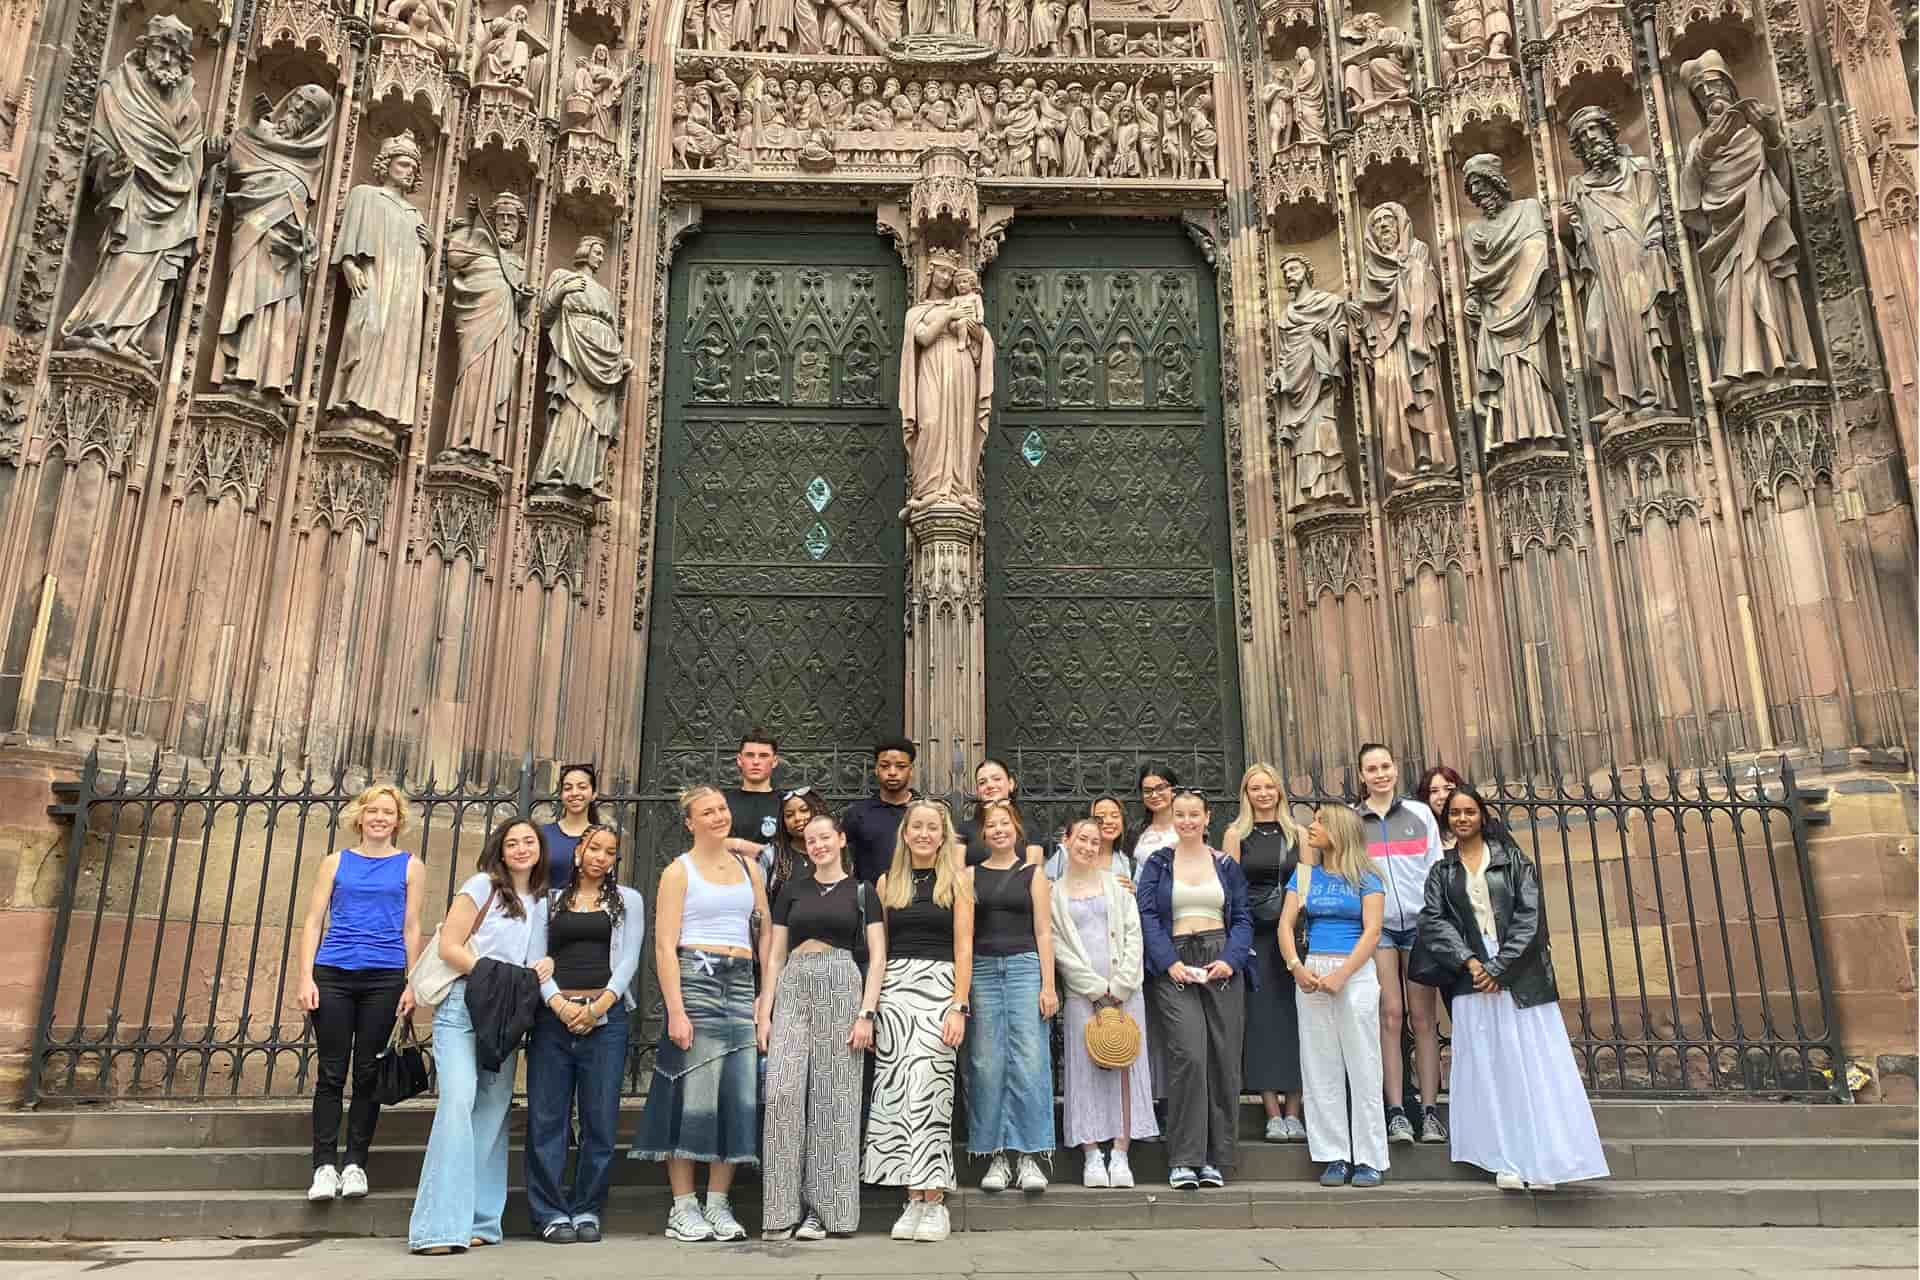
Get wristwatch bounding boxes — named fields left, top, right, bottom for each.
left=946, top=1001, right=971, bottom=1017
left=856, top=1009, right=876, bottom=1021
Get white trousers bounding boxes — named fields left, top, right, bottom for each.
left=1295, top=954, right=1389, bottom=1171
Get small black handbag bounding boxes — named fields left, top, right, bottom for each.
left=371, top=1019, right=433, bottom=1106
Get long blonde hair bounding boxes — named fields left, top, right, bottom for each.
left=1226, top=763, right=1305, bottom=851
left=881, top=800, right=972, bottom=910
left=1315, top=805, right=1374, bottom=890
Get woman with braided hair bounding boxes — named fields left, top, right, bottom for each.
left=525, top=825, right=646, bottom=1243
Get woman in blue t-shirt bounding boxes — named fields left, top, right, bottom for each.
left=1278, top=805, right=1387, bottom=1188
left=542, top=764, right=609, bottom=893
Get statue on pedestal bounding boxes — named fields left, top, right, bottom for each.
left=61, top=16, right=229, bottom=368
left=213, top=85, right=336, bottom=396
left=900, top=249, right=995, bottom=513
left=1270, top=254, right=1351, bottom=505
left=1339, top=13, right=1415, bottom=115
left=1355, top=203, right=1451, bottom=480
left=1461, top=153, right=1563, bottom=450
left=472, top=3, right=547, bottom=93
left=375, top=0, right=459, bottom=59
left=328, top=131, right=431, bottom=431
left=533, top=236, right=630, bottom=492
left=443, top=193, right=532, bottom=463
left=1676, top=49, right=1816, bottom=386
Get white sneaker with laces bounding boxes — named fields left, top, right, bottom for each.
left=667, top=1202, right=716, bottom=1241
left=1108, top=1150, right=1135, bottom=1188
left=339, top=1165, right=369, bottom=1199
left=980, top=1153, right=1012, bottom=1192
left=1016, top=1155, right=1048, bottom=1192
left=306, top=1165, right=340, bottom=1202
left=913, top=1200, right=951, bottom=1242
left=1527, top=1181, right=1557, bottom=1193
left=1264, top=1115, right=1287, bottom=1142
left=890, top=1200, right=925, bottom=1241
left=704, top=1198, right=748, bottom=1241
left=1082, top=1150, right=1109, bottom=1187
left=1283, top=1116, right=1309, bottom=1142
left=1495, top=1171, right=1526, bottom=1191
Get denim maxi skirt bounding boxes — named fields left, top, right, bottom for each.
left=630, top=952, right=760, bottom=1165
left=964, top=950, right=1056, bottom=1157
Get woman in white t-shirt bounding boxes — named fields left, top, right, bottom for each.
left=408, top=817, right=551, bottom=1254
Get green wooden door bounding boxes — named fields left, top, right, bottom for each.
left=642, top=217, right=907, bottom=791
left=984, top=220, right=1244, bottom=834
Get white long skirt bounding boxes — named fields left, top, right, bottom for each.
left=1449, top=991, right=1609, bottom=1186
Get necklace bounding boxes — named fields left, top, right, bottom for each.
left=816, top=876, right=845, bottom=895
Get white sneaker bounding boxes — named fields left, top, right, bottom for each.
left=1282, top=1116, right=1308, bottom=1142
left=1108, top=1150, right=1135, bottom=1188
left=1495, top=1171, right=1526, bottom=1191
left=1016, top=1155, right=1048, bottom=1192
left=1082, top=1150, right=1109, bottom=1188
left=1528, top=1181, right=1557, bottom=1193
left=980, top=1152, right=1012, bottom=1192
left=890, top=1200, right=925, bottom=1241
left=338, top=1165, right=368, bottom=1199
left=704, top=1197, right=748, bottom=1242
left=912, top=1200, right=951, bottom=1242
left=1264, top=1115, right=1287, bottom=1142
left=667, top=1202, right=717, bottom=1241
left=306, top=1165, right=340, bottom=1201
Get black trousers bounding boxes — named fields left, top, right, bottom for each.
left=311, top=964, right=405, bottom=1171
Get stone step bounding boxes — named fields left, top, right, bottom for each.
left=4, top=1099, right=1909, bottom=1151
left=2, top=1135, right=1910, bottom=1195
left=0, top=1178, right=1909, bottom=1241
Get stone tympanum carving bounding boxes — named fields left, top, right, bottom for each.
left=61, top=16, right=228, bottom=368
left=900, top=249, right=994, bottom=514
left=1462, top=153, right=1563, bottom=451
left=534, top=236, right=630, bottom=492
left=1676, top=49, right=1816, bottom=386
left=1355, top=203, right=1452, bottom=481
left=1340, top=14, right=1415, bottom=114
left=214, top=86, right=336, bottom=396
left=1562, top=105, right=1679, bottom=420
left=444, top=194, right=532, bottom=463
left=328, top=130, right=431, bottom=430
left=1270, top=254, right=1351, bottom=506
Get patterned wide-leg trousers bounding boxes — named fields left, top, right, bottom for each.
left=762, top=950, right=864, bottom=1234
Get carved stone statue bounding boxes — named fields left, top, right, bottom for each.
left=61, top=16, right=228, bottom=367
left=328, top=131, right=431, bottom=430
left=901, top=249, right=995, bottom=513
left=1340, top=14, right=1415, bottom=115
left=1461, top=153, right=1563, bottom=451
left=564, top=45, right=626, bottom=141
left=472, top=3, right=547, bottom=92
left=1184, top=87, right=1218, bottom=180
left=1292, top=47, right=1328, bottom=144
left=1676, top=49, right=1816, bottom=385
left=1355, top=202, right=1452, bottom=480
left=1438, top=0, right=1514, bottom=78
left=1262, top=74, right=1296, bottom=154
left=444, top=193, right=532, bottom=462
left=1271, top=255, right=1351, bottom=505
left=534, top=237, right=631, bottom=492
left=1562, top=105, right=1679, bottom=420
left=375, top=0, right=458, bottom=59
left=213, top=86, right=336, bottom=396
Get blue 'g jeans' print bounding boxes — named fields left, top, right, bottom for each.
left=965, top=951, right=1056, bottom=1156
left=407, top=980, right=517, bottom=1252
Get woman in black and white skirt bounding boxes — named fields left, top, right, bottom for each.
left=1222, top=763, right=1307, bottom=1143
left=862, top=799, right=974, bottom=1243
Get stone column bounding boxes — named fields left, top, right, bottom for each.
left=905, top=503, right=986, bottom=800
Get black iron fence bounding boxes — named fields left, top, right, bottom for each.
left=27, top=748, right=1845, bottom=1104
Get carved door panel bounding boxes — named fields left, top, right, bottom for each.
left=983, top=221, right=1244, bottom=834
left=642, top=218, right=907, bottom=790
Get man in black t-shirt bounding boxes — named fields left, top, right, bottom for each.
left=722, top=729, right=782, bottom=857
left=841, top=738, right=917, bottom=883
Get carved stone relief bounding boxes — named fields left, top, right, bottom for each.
left=1461, top=152, right=1564, bottom=454
left=534, top=236, right=631, bottom=494
left=180, top=395, right=283, bottom=511
left=327, top=131, right=432, bottom=436
left=1269, top=253, right=1351, bottom=507
left=443, top=193, right=533, bottom=465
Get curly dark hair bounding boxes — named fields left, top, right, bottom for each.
left=552, top=822, right=624, bottom=928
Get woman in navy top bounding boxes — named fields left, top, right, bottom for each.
left=542, top=763, right=609, bottom=893
left=295, top=784, right=425, bottom=1202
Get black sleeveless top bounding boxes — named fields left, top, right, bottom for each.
left=972, top=861, right=1038, bottom=957
left=549, top=907, right=614, bottom=989
left=1240, top=821, right=1298, bottom=894
left=887, top=867, right=956, bottom=961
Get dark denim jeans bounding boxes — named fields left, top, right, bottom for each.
left=525, top=1002, right=629, bottom=1229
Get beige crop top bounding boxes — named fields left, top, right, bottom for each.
left=1169, top=871, right=1226, bottom=927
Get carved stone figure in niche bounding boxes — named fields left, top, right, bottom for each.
left=978, top=0, right=1005, bottom=50
left=1037, top=81, right=1065, bottom=177
left=924, top=82, right=953, bottom=130
left=1562, top=106, right=1679, bottom=420
left=213, top=86, right=336, bottom=396
left=1004, top=0, right=1029, bottom=54
left=1010, top=334, right=1046, bottom=403
left=691, top=327, right=731, bottom=401
left=565, top=45, right=627, bottom=141
left=61, top=16, right=228, bottom=368
left=1136, top=83, right=1164, bottom=177
left=1292, top=48, right=1328, bottom=144
left=1113, top=96, right=1140, bottom=176
left=844, top=327, right=880, bottom=402
left=444, top=194, right=533, bottom=463
left=473, top=4, right=547, bottom=93
left=1159, top=89, right=1186, bottom=177
left=1031, top=0, right=1062, bottom=54
left=328, top=131, right=431, bottom=430
left=794, top=339, right=831, bottom=403
left=1064, top=0, right=1090, bottom=56
left=1063, top=84, right=1090, bottom=176
left=853, top=75, right=890, bottom=129
left=1271, top=255, right=1352, bottom=506
left=1263, top=70, right=1297, bottom=153
left=1438, top=0, right=1513, bottom=79
left=533, top=236, right=630, bottom=492
left=874, top=0, right=906, bottom=43
left=1676, top=50, right=1816, bottom=385
left=1184, top=88, right=1218, bottom=180
left=671, top=81, right=726, bottom=169
left=1108, top=331, right=1145, bottom=404
left=1340, top=14, right=1415, bottom=115
left=745, top=333, right=781, bottom=401
left=376, top=0, right=459, bottom=59
left=1156, top=337, right=1194, bottom=405
left=1059, top=335, right=1094, bottom=405
left=1354, top=203, right=1451, bottom=480
left=1461, top=154, right=1563, bottom=451
left=900, top=249, right=995, bottom=513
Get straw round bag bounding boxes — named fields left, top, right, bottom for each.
left=1084, top=1003, right=1142, bottom=1070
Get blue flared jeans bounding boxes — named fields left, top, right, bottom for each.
left=964, top=951, right=1056, bottom=1157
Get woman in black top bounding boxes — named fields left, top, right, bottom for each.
left=762, top=787, right=826, bottom=902
left=963, top=800, right=1059, bottom=1193
left=1221, top=764, right=1308, bottom=1143
left=757, top=814, right=885, bottom=1240
left=955, top=758, right=1045, bottom=866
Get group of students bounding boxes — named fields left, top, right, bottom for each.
left=293, top=734, right=1607, bottom=1253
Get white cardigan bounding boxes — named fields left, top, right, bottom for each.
left=1050, top=872, right=1145, bottom=1003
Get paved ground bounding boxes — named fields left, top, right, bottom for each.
left=0, top=1227, right=1910, bottom=1279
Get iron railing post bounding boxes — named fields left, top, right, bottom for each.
left=1782, top=757, right=1849, bottom=1101
left=26, top=748, right=100, bottom=1109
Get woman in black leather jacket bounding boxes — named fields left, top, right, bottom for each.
left=1414, top=786, right=1607, bottom=1193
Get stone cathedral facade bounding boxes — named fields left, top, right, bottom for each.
left=0, top=0, right=1913, bottom=804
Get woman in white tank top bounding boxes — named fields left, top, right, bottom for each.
left=631, top=784, right=771, bottom=1244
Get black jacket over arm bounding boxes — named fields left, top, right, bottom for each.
left=466, top=955, right=541, bottom=1071
left=1412, top=839, right=1559, bottom=1010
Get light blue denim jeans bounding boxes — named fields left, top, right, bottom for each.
left=407, top=981, right=518, bottom=1252
left=964, top=951, right=1056, bottom=1157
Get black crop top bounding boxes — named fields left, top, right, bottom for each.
left=1240, top=822, right=1298, bottom=893
left=886, top=867, right=956, bottom=960
left=972, top=861, right=1038, bottom=957
left=772, top=876, right=871, bottom=952
left=549, top=907, right=613, bottom=989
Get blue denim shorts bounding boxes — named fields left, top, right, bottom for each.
left=1379, top=924, right=1419, bottom=951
